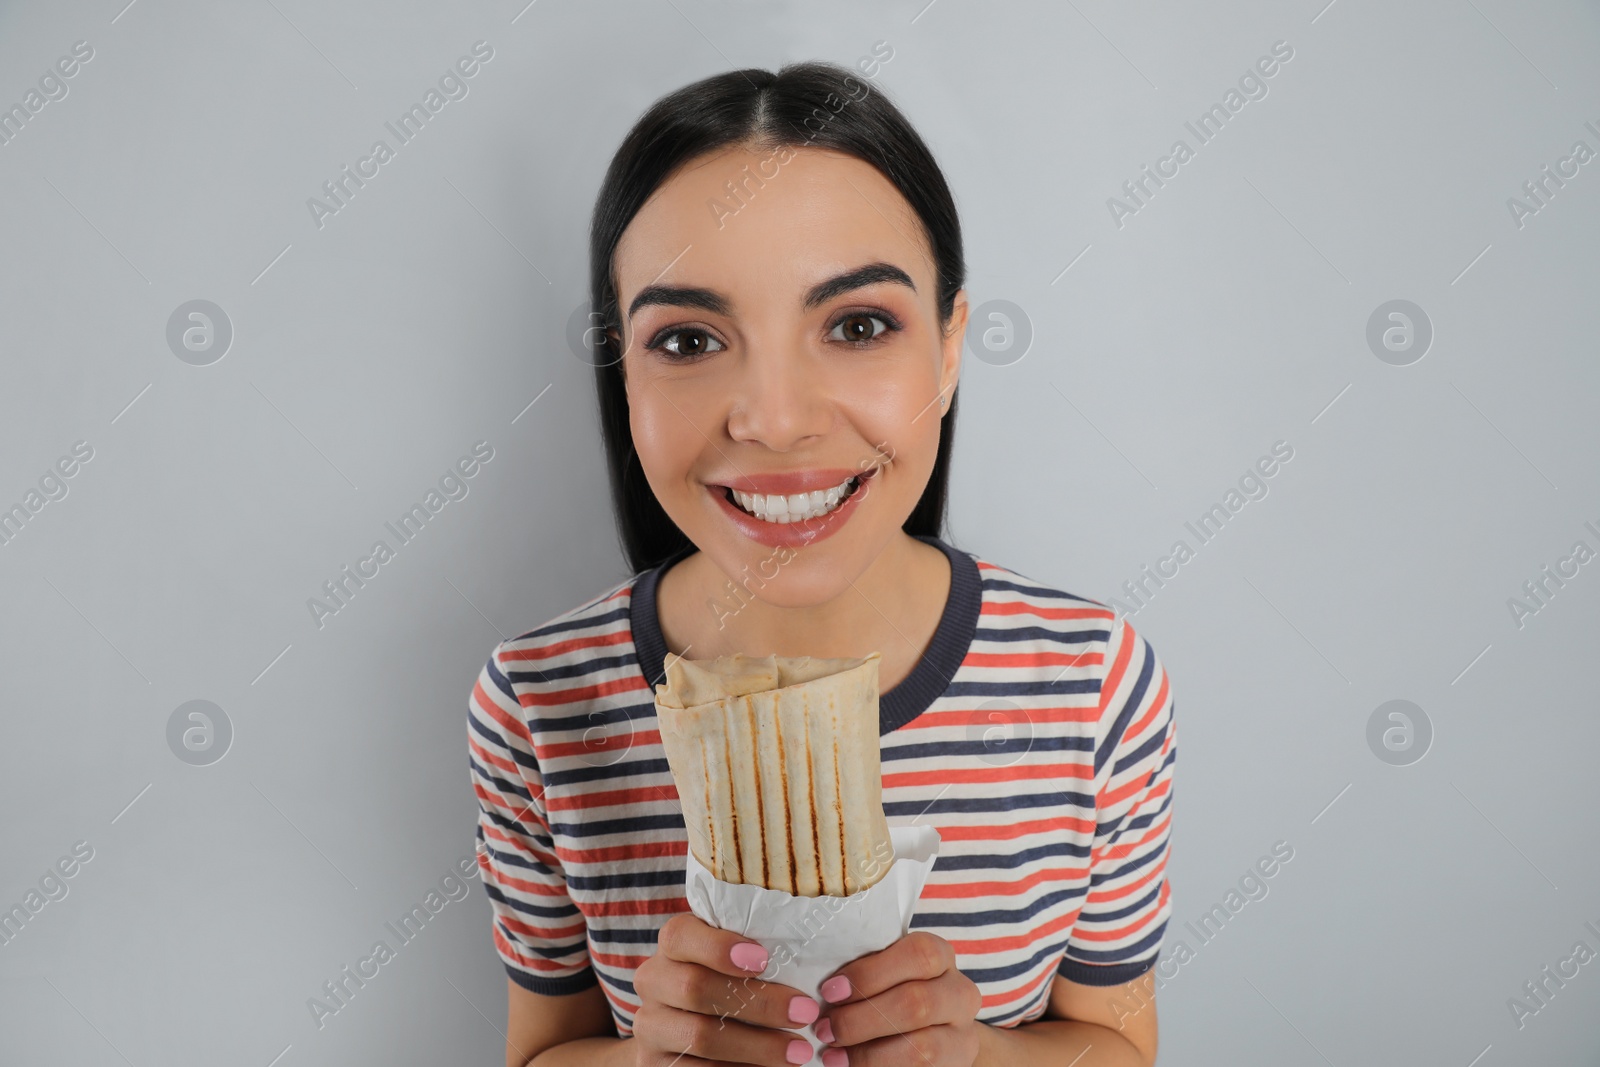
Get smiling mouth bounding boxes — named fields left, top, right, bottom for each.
left=721, top=472, right=868, bottom=524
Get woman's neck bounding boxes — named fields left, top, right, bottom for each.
left=653, top=532, right=952, bottom=693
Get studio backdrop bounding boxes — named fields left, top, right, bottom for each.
left=1, top=1, right=1597, bottom=1064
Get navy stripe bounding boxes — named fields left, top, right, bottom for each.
left=930, top=838, right=1092, bottom=872
left=1095, top=627, right=1154, bottom=776
left=589, top=926, right=667, bottom=945
left=979, top=578, right=1102, bottom=605
left=1099, top=780, right=1174, bottom=847
left=884, top=789, right=1095, bottom=818
left=506, top=963, right=598, bottom=996
left=1077, top=880, right=1165, bottom=925
left=1058, top=919, right=1168, bottom=970
left=564, top=868, right=685, bottom=892
left=913, top=885, right=1094, bottom=927
left=955, top=935, right=1074, bottom=986
left=550, top=813, right=686, bottom=839
left=943, top=678, right=1101, bottom=698
left=511, top=604, right=630, bottom=643
left=483, top=883, right=583, bottom=921
left=507, top=651, right=637, bottom=685
left=469, top=754, right=536, bottom=804
left=974, top=625, right=1109, bottom=646
left=881, top=736, right=1092, bottom=762
left=596, top=967, right=637, bottom=998
left=524, top=699, right=654, bottom=737
left=1057, top=951, right=1159, bottom=986
left=543, top=756, right=673, bottom=788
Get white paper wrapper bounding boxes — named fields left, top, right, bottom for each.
left=682, top=823, right=942, bottom=1066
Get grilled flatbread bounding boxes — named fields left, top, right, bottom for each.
left=656, top=651, right=894, bottom=896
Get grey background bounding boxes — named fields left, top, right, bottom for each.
left=1, top=0, right=1596, bottom=1064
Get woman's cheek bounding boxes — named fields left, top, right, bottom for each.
left=629, top=394, right=700, bottom=488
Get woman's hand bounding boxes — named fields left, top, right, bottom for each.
left=812, top=931, right=983, bottom=1067
left=633, top=912, right=823, bottom=1067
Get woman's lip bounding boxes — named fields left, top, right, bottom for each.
left=711, top=468, right=865, bottom=496
left=707, top=471, right=874, bottom=549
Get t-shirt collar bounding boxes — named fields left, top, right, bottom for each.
left=630, top=535, right=982, bottom=735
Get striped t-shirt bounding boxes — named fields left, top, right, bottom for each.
left=468, top=534, right=1176, bottom=1032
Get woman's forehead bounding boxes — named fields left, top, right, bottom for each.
left=613, top=144, right=934, bottom=308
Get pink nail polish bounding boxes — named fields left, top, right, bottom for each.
left=786, top=1038, right=812, bottom=1065
left=789, top=995, right=820, bottom=1025
left=730, top=942, right=768, bottom=972
left=821, top=1048, right=848, bottom=1067
left=815, top=1017, right=835, bottom=1044
left=820, top=975, right=851, bottom=1003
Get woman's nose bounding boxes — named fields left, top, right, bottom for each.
left=725, top=341, right=831, bottom=450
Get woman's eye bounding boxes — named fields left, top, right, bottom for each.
left=655, top=329, right=725, bottom=359
left=829, top=312, right=894, bottom=345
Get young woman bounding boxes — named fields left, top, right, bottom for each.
left=468, top=61, right=1176, bottom=1067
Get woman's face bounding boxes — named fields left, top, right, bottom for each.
left=611, top=143, right=966, bottom=607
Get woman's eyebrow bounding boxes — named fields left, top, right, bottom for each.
left=625, top=262, right=916, bottom=319
left=802, top=262, right=916, bottom=310
left=627, top=284, right=729, bottom=319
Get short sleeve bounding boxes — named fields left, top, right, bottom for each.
left=1057, top=615, right=1176, bottom=987
left=467, top=642, right=597, bottom=995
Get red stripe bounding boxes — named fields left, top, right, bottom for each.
left=898, top=706, right=1100, bottom=731
left=539, top=729, right=663, bottom=762
left=545, top=782, right=679, bottom=812
left=590, top=947, right=659, bottom=970
left=501, top=627, right=633, bottom=662
left=495, top=924, right=588, bottom=974
left=1117, top=672, right=1170, bottom=756
left=962, top=650, right=1105, bottom=670
left=500, top=915, right=587, bottom=941
left=555, top=840, right=687, bottom=865
left=1070, top=902, right=1162, bottom=943
left=931, top=814, right=1096, bottom=841
left=979, top=961, right=1055, bottom=1010
left=469, top=734, right=521, bottom=778
left=1099, top=769, right=1151, bottom=810
left=982, top=600, right=1115, bottom=622
left=580, top=896, right=693, bottom=918
left=919, top=865, right=1087, bottom=898
left=1083, top=836, right=1168, bottom=909
left=883, top=764, right=1092, bottom=789
left=1091, top=805, right=1172, bottom=871
left=478, top=819, right=563, bottom=870
left=474, top=785, right=550, bottom=836
left=489, top=865, right=573, bottom=898
left=473, top=676, right=531, bottom=745
left=948, top=906, right=1082, bottom=956
left=519, top=675, right=648, bottom=708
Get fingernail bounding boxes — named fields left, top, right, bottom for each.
left=815, top=1016, right=835, bottom=1044
left=822, top=1049, right=849, bottom=1067
left=730, top=942, right=768, bottom=972
left=820, top=975, right=851, bottom=1003
left=786, top=1038, right=812, bottom=1065
left=788, top=995, right=819, bottom=1025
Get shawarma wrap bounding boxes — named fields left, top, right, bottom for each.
left=654, top=651, right=895, bottom=897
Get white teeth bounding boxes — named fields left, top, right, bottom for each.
left=732, top=475, right=858, bottom=523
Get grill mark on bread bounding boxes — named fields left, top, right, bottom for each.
left=747, top=698, right=767, bottom=889
left=774, top=703, right=795, bottom=895
left=832, top=692, right=846, bottom=895
left=803, top=709, right=819, bottom=897
left=700, top=736, right=715, bottom=874
left=722, top=713, right=743, bottom=882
